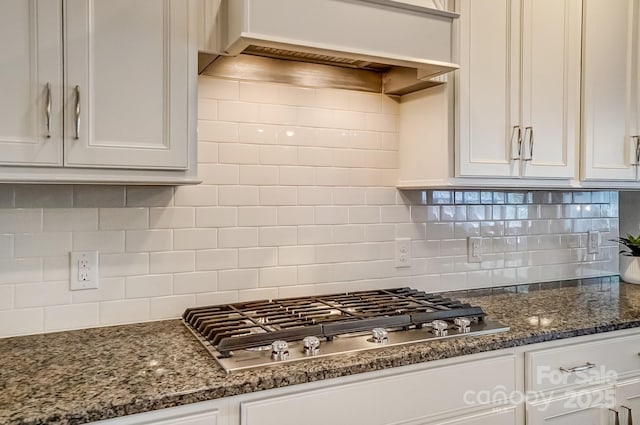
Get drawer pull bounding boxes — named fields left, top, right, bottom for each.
left=611, top=408, right=621, bottom=425
left=559, top=362, right=596, bottom=373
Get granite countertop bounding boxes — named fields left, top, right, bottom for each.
left=3, top=275, right=640, bottom=425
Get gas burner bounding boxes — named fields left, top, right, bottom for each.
left=182, top=287, right=509, bottom=373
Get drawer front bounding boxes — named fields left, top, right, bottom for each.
left=241, top=355, right=517, bottom=425
left=526, top=333, right=640, bottom=392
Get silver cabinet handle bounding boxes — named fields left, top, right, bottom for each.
left=74, top=85, right=80, bottom=140
left=559, top=362, right=596, bottom=373
left=633, top=136, right=640, bottom=166
left=622, top=406, right=633, bottom=425
left=45, top=83, right=51, bottom=138
left=510, top=126, right=522, bottom=160
left=522, top=126, right=534, bottom=161
left=611, top=408, right=621, bottom=425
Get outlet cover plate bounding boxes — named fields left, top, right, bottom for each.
left=70, top=251, right=99, bottom=290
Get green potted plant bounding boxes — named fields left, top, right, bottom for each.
left=614, top=234, right=640, bottom=284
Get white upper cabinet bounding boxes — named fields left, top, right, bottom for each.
left=64, top=0, right=190, bottom=170
left=581, top=0, right=640, bottom=181
left=0, top=0, right=63, bottom=166
left=456, top=0, right=581, bottom=179
left=0, top=0, right=197, bottom=183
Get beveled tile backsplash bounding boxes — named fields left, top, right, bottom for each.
left=0, top=76, right=619, bottom=337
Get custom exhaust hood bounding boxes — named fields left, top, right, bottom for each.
left=198, top=0, right=459, bottom=95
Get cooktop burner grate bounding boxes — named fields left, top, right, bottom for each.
left=183, top=288, right=510, bottom=372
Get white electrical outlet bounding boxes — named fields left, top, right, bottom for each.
left=588, top=231, right=600, bottom=254
left=70, top=251, right=99, bottom=290
left=395, top=238, right=411, bottom=268
left=468, top=237, right=482, bottom=263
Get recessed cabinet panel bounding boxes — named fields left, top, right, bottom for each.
left=64, top=0, right=189, bottom=169
left=457, top=0, right=520, bottom=177
left=241, top=355, right=516, bottom=425
left=457, top=0, right=579, bottom=180
left=582, top=0, right=639, bottom=181
left=0, top=0, right=62, bottom=166
left=520, top=0, right=580, bottom=179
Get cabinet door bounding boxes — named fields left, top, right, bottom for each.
left=0, top=0, right=63, bottom=166
left=64, top=0, right=190, bottom=170
left=526, top=387, right=612, bottom=425
left=519, top=0, right=580, bottom=179
left=581, top=0, right=640, bottom=181
left=616, top=379, right=640, bottom=424
left=456, top=0, right=521, bottom=177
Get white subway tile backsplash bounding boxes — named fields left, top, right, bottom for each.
left=15, top=281, right=71, bottom=308
left=149, top=295, right=196, bottom=320
left=195, top=249, right=238, bottom=271
left=72, top=277, right=125, bottom=303
left=195, top=207, right=237, bottom=228
left=239, top=247, right=277, bottom=268
left=100, top=208, right=148, bottom=230
left=199, top=77, right=238, bottom=100
left=218, top=269, right=258, bottom=290
left=15, top=185, right=73, bottom=208
left=0, top=285, right=13, bottom=310
left=259, top=104, right=297, bottom=125
left=239, top=165, right=279, bottom=185
left=44, top=209, right=98, bottom=232
left=126, top=230, right=172, bottom=252
left=74, top=186, right=125, bottom=208
left=125, top=274, right=172, bottom=299
left=0, top=76, right=619, bottom=338
left=100, top=253, right=148, bottom=278
left=149, top=251, right=195, bottom=274
left=219, top=143, right=259, bottom=164
left=239, top=81, right=278, bottom=103
left=259, top=186, right=297, bottom=206
left=15, top=232, right=72, bottom=257
left=259, top=227, right=297, bottom=247
left=174, top=229, right=217, bottom=250
left=218, top=227, right=258, bottom=248
left=198, top=121, right=239, bottom=143
left=44, top=303, right=99, bottom=332
left=198, top=142, right=219, bottom=163
left=173, top=271, right=217, bottom=295
left=259, top=145, right=298, bottom=166
left=199, top=164, right=240, bottom=185
left=0, top=308, right=43, bottom=337
left=149, top=208, right=194, bottom=229
left=218, top=101, right=260, bottom=123
left=278, top=246, right=314, bottom=266
left=99, top=299, right=149, bottom=325
left=0, top=209, right=42, bottom=233
left=0, top=234, right=12, bottom=258
left=174, top=185, right=218, bottom=207
left=238, top=207, right=277, bottom=226
left=73, top=231, right=125, bottom=253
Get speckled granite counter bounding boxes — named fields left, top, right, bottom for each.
left=3, top=276, right=640, bottom=425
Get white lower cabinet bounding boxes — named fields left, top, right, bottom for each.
left=93, top=400, right=222, bottom=425
left=95, top=329, right=640, bottom=425
left=239, top=355, right=521, bottom=425
left=526, top=387, right=612, bottom=425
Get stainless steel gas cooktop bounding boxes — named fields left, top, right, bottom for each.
left=182, top=288, right=509, bottom=373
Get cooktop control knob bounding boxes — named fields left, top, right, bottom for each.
left=271, top=340, right=290, bottom=361
left=302, top=336, right=320, bottom=355
left=454, top=317, right=471, bottom=333
left=431, top=320, right=448, bottom=336
left=371, top=327, right=388, bottom=343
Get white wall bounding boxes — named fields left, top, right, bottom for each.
left=0, top=76, right=619, bottom=338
